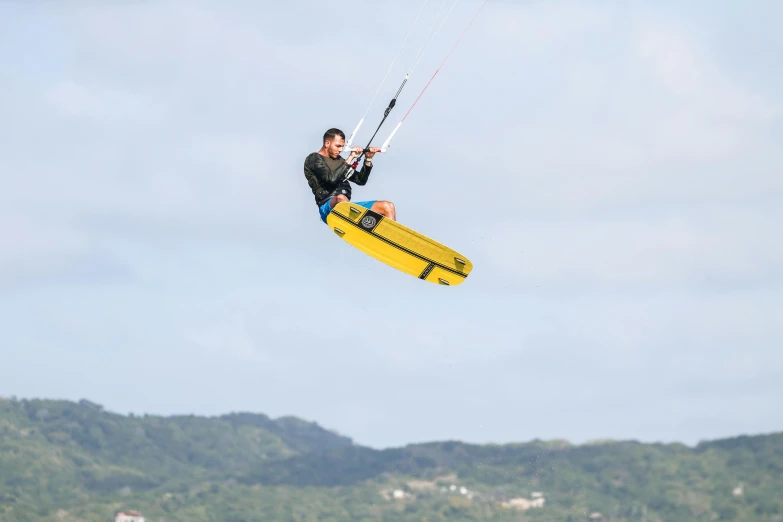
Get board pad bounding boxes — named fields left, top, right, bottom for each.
left=326, top=201, right=473, bottom=286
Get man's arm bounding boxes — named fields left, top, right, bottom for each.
left=349, top=158, right=373, bottom=186
left=347, top=147, right=379, bottom=186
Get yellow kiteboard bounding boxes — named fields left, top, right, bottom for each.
left=325, top=201, right=473, bottom=286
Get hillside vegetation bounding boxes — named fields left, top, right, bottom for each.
left=1, top=396, right=781, bottom=522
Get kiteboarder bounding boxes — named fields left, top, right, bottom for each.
left=303, top=128, right=396, bottom=224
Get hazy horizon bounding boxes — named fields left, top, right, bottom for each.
left=6, top=393, right=783, bottom=451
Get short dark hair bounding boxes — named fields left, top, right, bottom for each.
left=323, top=128, right=345, bottom=143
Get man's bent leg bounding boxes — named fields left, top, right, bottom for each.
left=332, top=194, right=349, bottom=206
left=371, top=200, right=396, bottom=221
left=319, top=194, right=350, bottom=223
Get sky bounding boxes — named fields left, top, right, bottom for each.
left=1, top=0, right=782, bottom=450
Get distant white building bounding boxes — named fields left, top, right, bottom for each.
left=382, top=488, right=413, bottom=501
left=502, top=498, right=531, bottom=510
left=115, top=511, right=145, bottom=522
left=531, top=497, right=545, bottom=508
left=500, top=493, right=546, bottom=511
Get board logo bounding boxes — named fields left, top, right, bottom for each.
left=361, top=215, right=377, bottom=229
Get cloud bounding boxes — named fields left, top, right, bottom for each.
left=632, top=19, right=781, bottom=167
left=187, top=321, right=271, bottom=365
left=480, top=1, right=611, bottom=53
left=0, top=212, right=94, bottom=290
left=635, top=21, right=781, bottom=124
left=470, top=205, right=783, bottom=291
left=44, top=79, right=166, bottom=123
left=407, top=8, right=783, bottom=224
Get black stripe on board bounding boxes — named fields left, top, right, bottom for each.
left=419, top=263, right=435, bottom=280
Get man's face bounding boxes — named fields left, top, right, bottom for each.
left=325, top=136, right=345, bottom=159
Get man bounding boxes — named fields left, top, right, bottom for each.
left=303, top=128, right=396, bottom=224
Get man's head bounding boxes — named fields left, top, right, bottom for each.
left=321, top=128, right=346, bottom=159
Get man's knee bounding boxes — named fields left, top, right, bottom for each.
left=373, top=200, right=395, bottom=217
left=332, top=195, right=349, bottom=206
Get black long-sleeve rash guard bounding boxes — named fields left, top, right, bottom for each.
left=303, top=152, right=373, bottom=206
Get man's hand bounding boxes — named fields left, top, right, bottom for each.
left=346, top=146, right=363, bottom=162
left=364, top=147, right=379, bottom=160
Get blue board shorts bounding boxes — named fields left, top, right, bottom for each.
left=319, top=199, right=377, bottom=224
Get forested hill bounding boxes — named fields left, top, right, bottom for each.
left=1, top=396, right=782, bottom=522
left=0, top=397, right=352, bottom=476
